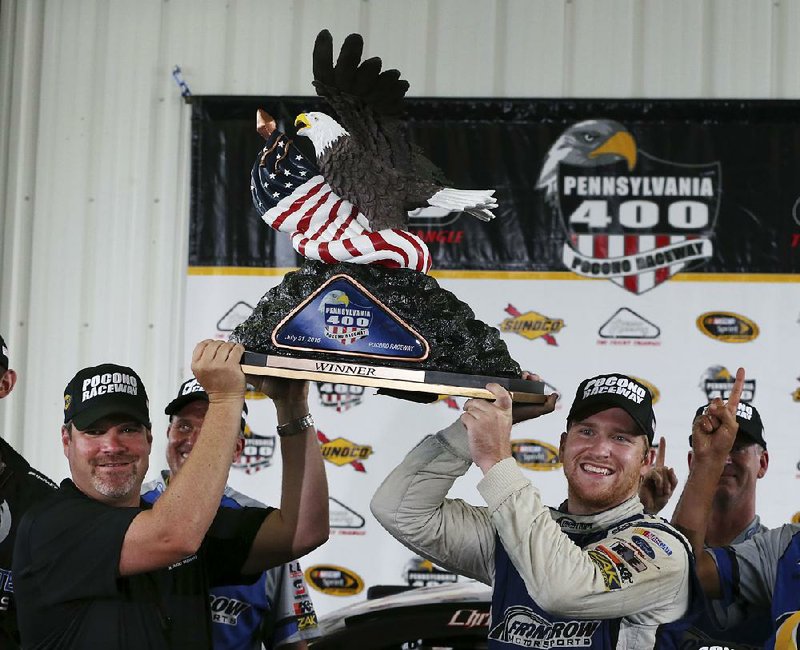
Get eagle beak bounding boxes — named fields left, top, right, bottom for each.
left=336, top=294, right=350, bottom=306
left=589, top=131, right=637, bottom=171
left=295, top=113, right=312, bottom=130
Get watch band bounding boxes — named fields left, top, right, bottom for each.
left=276, top=413, right=315, bottom=437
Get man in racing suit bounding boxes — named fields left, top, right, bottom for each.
left=372, top=373, right=699, bottom=649
left=672, top=368, right=800, bottom=649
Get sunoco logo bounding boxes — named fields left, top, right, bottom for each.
left=488, top=605, right=600, bottom=647
left=697, top=311, right=759, bottom=343
left=700, top=366, right=755, bottom=403
left=317, top=431, right=372, bottom=472
left=511, top=440, right=562, bottom=471
left=500, top=304, right=564, bottom=346
left=537, top=119, right=719, bottom=295
left=305, top=565, right=364, bottom=596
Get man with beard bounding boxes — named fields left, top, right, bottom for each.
left=372, top=373, right=698, bottom=649
left=12, top=340, right=328, bottom=649
left=0, top=334, right=57, bottom=648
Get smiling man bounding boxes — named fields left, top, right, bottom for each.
left=371, top=373, right=697, bottom=649
left=12, top=340, right=328, bottom=649
left=140, top=377, right=320, bottom=650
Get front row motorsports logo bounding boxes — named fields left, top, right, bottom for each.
left=537, top=119, right=720, bottom=295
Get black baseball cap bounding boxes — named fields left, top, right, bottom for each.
left=64, top=364, right=151, bottom=430
left=692, top=402, right=766, bottom=449
left=0, top=335, right=8, bottom=370
left=567, top=373, right=656, bottom=445
left=165, top=377, right=248, bottom=432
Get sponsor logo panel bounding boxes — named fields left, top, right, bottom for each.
left=317, top=432, right=373, bottom=472
left=232, top=424, right=276, bottom=474
left=631, top=535, right=656, bottom=560
left=696, top=311, right=759, bottom=343
left=316, top=381, right=365, bottom=412
left=511, top=439, right=562, bottom=471
left=597, top=307, right=660, bottom=346
left=700, top=366, right=755, bottom=403
left=305, top=565, right=364, bottom=597
left=217, top=301, right=255, bottom=332
left=587, top=550, right=621, bottom=591
left=489, top=605, right=601, bottom=646
left=209, top=595, right=252, bottom=626
left=609, top=541, right=648, bottom=573
left=329, top=497, right=366, bottom=535
left=632, top=528, right=672, bottom=556
left=537, top=120, right=720, bottom=295
left=404, top=557, right=459, bottom=587
left=500, top=304, right=564, bottom=346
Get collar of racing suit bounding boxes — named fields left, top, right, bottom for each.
left=552, top=495, right=645, bottom=535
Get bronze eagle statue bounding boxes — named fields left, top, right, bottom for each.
left=293, top=30, right=497, bottom=231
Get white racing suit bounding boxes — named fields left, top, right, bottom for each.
left=371, top=420, right=701, bottom=649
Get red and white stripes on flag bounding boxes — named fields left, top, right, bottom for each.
left=262, top=175, right=432, bottom=273
left=565, top=234, right=711, bottom=295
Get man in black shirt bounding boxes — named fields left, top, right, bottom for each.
left=0, top=334, right=57, bottom=649
left=13, top=340, right=328, bottom=649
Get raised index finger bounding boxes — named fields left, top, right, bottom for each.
left=656, top=436, right=666, bottom=467
left=725, top=367, right=746, bottom=415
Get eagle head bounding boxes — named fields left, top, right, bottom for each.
left=536, top=119, right=638, bottom=196
left=318, top=290, right=350, bottom=313
left=295, top=111, right=349, bottom=159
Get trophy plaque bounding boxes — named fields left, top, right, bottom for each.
left=233, top=30, right=544, bottom=404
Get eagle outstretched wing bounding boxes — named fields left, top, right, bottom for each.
left=311, top=30, right=422, bottom=177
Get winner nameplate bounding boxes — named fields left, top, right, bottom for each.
left=241, top=351, right=546, bottom=403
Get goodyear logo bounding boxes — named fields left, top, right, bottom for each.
left=696, top=311, right=759, bottom=343
left=305, top=565, right=364, bottom=597
left=511, top=440, right=562, bottom=471
left=500, top=304, right=564, bottom=346
left=630, top=376, right=660, bottom=404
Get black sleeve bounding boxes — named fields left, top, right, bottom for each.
left=202, top=505, right=273, bottom=586
left=14, top=493, right=139, bottom=606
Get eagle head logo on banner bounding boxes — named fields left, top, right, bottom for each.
left=537, top=119, right=721, bottom=294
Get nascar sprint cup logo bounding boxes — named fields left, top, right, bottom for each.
left=537, top=119, right=720, bottom=294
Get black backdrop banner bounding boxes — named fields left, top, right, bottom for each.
left=190, top=96, right=800, bottom=274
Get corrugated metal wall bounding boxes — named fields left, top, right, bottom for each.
left=1, top=0, right=799, bottom=481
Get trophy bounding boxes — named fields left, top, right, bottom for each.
left=233, top=30, right=543, bottom=404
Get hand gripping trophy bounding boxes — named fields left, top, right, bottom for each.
left=234, top=30, right=543, bottom=404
